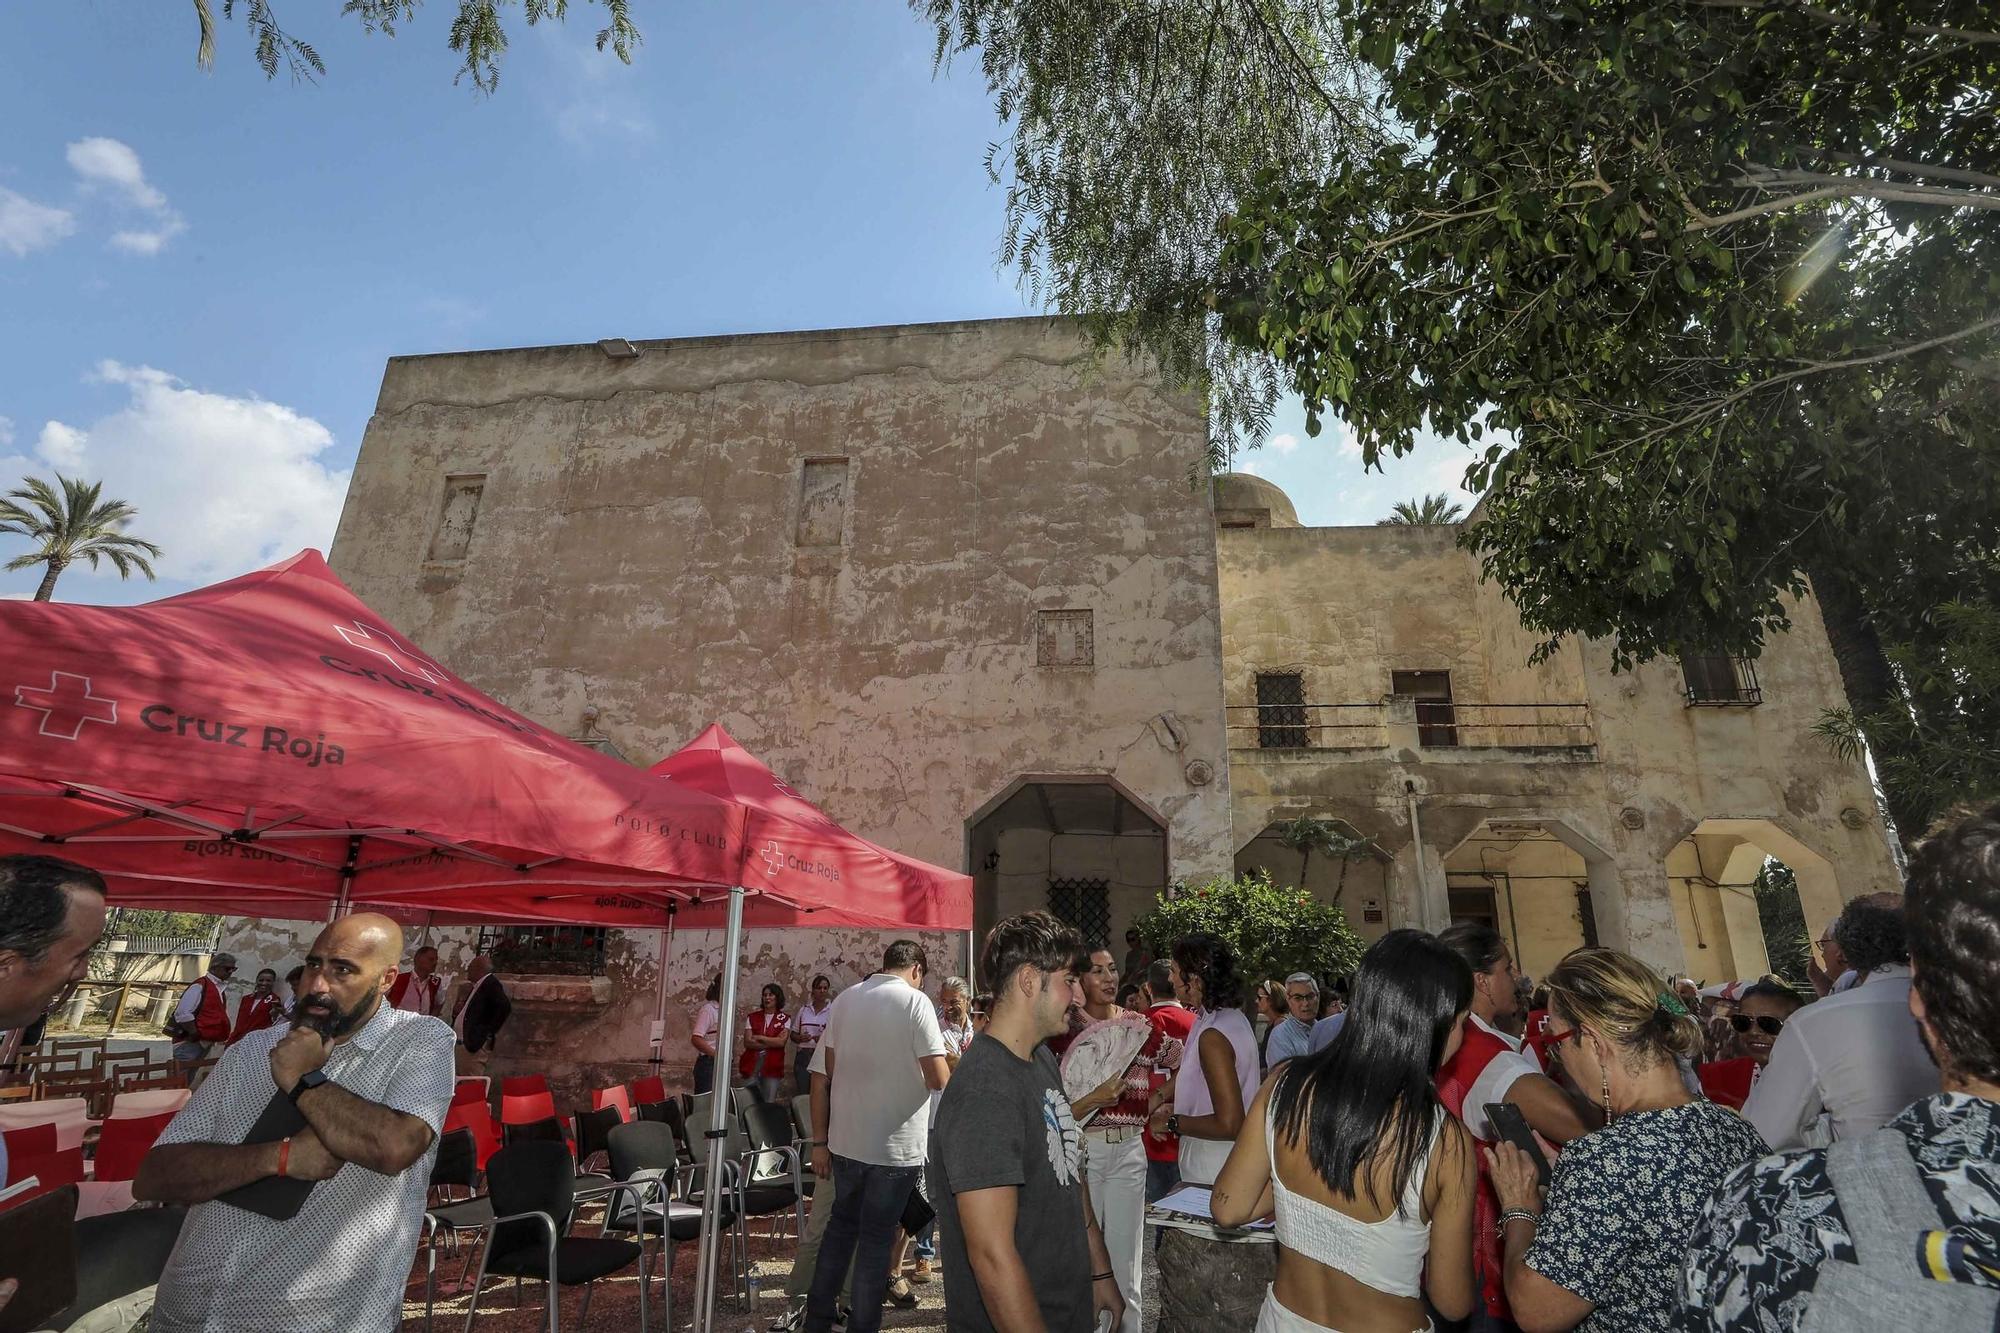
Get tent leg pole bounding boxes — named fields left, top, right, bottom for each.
left=692, top=885, right=745, bottom=1333
left=653, top=903, right=677, bottom=1068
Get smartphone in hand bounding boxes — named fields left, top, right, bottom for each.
left=1483, top=1101, right=1552, bottom=1190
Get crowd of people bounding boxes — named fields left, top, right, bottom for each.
left=0, top=800, right=1994, bottom=1331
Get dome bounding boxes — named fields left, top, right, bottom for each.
left=1213, top=472, right=1301, bottom=529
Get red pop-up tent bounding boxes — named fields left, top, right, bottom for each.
left=0, top=550, right=768, bottom=922
left=647, top=724, right=972, bottom=1332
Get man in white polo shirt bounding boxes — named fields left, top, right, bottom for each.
left=803, top=940, right=949, bottom=1333
left=137, top=913, right=456, bottom=1333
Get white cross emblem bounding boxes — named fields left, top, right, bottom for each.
left=760, top=841, right=783, bottom=877
left=335, top=622, right=447, bottom=685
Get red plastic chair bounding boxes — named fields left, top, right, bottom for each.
left=629, top=1074, right=668, bottom=1106
left=451, top=1078, right=489, bottom=1107
left=91, top=1110, right=175, bottom=1183
left=591, top=1084, right=633, bottom=1123
left=499, top=1074, right=548, bottom=1098
left=498, top=1087, right=557, bottom=1126
left=443, top=1099, right=501, bottom=1171
left=3, top=1123, right=85, bottom=1198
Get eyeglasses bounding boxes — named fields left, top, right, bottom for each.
left=1730, top=1014, right=1785, bottom=1036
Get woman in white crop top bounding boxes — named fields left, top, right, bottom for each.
left=1213, top=930, right=1480, bottom=1333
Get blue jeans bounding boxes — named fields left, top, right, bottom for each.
left=805, top=1155, right=918, bottom=1333
left=1145, top=1155, right=1180, bottom=1203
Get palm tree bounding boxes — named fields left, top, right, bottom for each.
left=0, top=474, right=164, bottom=601
left=1379, top=493, right=1466, bottom=526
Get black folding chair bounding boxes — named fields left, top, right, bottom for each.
left=461, top=1141, right=651, bottom=1333
left=571, top=1104, right=623, bottom=1176
left=737, top=1101, right=808, bottom=1247
left=421, top=1127, right=491, bottom=1333
left=604, top=1120, right=743, bottom=1328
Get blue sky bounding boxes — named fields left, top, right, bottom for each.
left=0, top=1, right=1477, bottom=602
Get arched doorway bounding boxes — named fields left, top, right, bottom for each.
left=1664, top=819, right=1841, bottom=988
left=1234, top=817, right=1394, bottom=943
left=1441, top=818, right=1611, bottom=982
left=964, top=777, right=1169, bottom=981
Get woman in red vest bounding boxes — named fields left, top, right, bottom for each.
left=225, top=967, right=283, bottom=1046
left=739, top=982, right=790, bottom=1101
left=1695, top=980, right=1805, bottom=1109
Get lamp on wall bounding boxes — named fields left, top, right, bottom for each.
left=983, top=850, right=1001, bottom=872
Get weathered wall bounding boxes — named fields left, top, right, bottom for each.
left=1215, top=498, right=1899, bottom=978
left=221, top=317, right=1233, bottom=1091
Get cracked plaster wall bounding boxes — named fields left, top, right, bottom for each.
left=1217, top=521, right=1899, bottom=977
left=203, top=317, right=1234, bottom=1098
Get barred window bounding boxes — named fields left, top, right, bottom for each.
left=1255, top=671, right=1308, bottom=748
left=1048, top=878, right=1111, bottom=945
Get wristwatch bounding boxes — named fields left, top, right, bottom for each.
left=288, top=1069, right=331, bottom=1103
left=1165, top=1114, right=1180, bottom=1137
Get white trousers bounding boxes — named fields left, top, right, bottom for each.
left=1254, top=1286, right=1434, bottom=1333
left=1083, top=1129, right=1148, bottom=1333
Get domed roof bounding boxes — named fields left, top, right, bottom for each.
left=1213, top=472, right=1301, bottom=529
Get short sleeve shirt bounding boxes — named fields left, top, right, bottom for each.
left=1525, top=1101, right=1768, bottom=1333
left=150, top=1003, right=458, bottom=1333
left=930, top=1034, right=1092, bottom=1332
left=822, top=973, right=946, bottom=1166
left=693, top=1000, right=720, bottom=1049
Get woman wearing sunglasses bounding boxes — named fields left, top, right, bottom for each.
left=1696, top=982, right=1805, bottom=1110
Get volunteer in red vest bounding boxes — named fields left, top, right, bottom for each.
left=227, top=967, right=283, bottom=1046
left=387, top=945, right=443, bottom=1017
left=1695, top=979, right=1804, bottom=1110
left=1139, top=958, right=1193, bottom=1204
left=170, top=952, right=237, bottom=1070
left=1434, top=924, right=1597, bottom=1332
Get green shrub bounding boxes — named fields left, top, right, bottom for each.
left=1134, top=869, right=1365, bottom=995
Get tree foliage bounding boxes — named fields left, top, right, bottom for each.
left=1272, top=815, right=1380, bottom=902
left=1752, top=858, right=1811, bottom=988
left=1208, top=0, right=1998, bottom=839
left=1380, top=493, right=1466, bottom=526
left=0, top=474, right=163, bottom=602
left=1134, top=868, right=1365, bottom=991
left=187, top=0, right=638, bottom=90
left=912, top=0, right=1377, bottom=450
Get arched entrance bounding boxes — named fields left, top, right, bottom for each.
left=1441, top=818, right=1614, bottom=982
left=1235, top=817, right=1394, bottom=943
left=1664, top=818, right=1841, bottom=988
left=964, top=777, right=1169, bottom=980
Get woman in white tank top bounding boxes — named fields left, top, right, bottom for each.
left=1213, top=930, right=1482, bottom=1333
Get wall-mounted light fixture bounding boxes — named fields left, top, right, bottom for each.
left=596, top=337, right=640, bottom=360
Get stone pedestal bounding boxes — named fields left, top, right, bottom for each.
left=1155, top=1226, right=1275, bottom=1333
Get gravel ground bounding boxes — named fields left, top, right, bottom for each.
left=400, top=1220, right=1167, bottom=1331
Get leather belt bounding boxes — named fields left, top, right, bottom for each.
left=1086, top=1124, right=1141, bottom=1144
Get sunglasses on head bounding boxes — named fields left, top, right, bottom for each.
left=1730, top=1014, right=1785, bottom=1036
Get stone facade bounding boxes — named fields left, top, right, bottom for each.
left=208, top=315, right=1897, bottom=1093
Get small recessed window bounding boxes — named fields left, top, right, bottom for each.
left=1255, top=671, right=1308, bottom=748
left=1391, top=670, right=1458, bottom=747
left=426, top=474, right=486, bottom=564
left=1681, top=655, right=1763, bottom=706
left=1037, top=609, right=1094, bottom=669
left=796, top=458, right=850, bottom=547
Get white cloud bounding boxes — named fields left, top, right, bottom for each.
left=65, top=138, right=166, bottom=211
left=1267, top=432, right=1299, bottom=455
left=35, top=421, right=88, bottom=470
left=0, top=187, right=75, bottom=257
left=0, top=416, right=13, bottom=447
left=32, top=362, right=350, bottom=583
left=66, top=137, right=184, bottom=255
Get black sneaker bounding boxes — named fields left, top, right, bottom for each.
left=884, top=1277, right=918, bottom=1309
left=768, top=1300, right=807, bottom=1332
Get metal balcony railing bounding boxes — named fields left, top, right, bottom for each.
left=1227, top=702, right=1388, bottom=750
left=1227, top=701, right=1595, bottom=751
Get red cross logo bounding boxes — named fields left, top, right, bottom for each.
left=335, top=622, right=447, bottom=685
left=13, top=671, right=120, bottom=741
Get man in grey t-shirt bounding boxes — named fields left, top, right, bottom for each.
left=931, top=912, right=1124, bottom=1333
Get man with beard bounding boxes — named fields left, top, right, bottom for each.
left=930, top=912, right=1125, bottom=1333
left=136, top=913, right=456, bottom=1333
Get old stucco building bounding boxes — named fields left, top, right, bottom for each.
left=216, top=315, right=1897, bottom=1093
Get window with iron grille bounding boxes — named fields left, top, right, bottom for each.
left=477, top=925, right=609, bottom=976
left=1681, top=655, right=1763, bottom=705
left=1576, top=887, right=1601, bottom=948
left=1255, top=671, right=1309, bottom=748
left=1048, top=878, right=1111, bottom=945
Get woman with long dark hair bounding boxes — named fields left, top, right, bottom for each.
left=1212, top=930, right=1480, bottom=1333
left=739, top=981, right=789, bottom=1102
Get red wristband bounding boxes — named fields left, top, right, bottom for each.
left=277, top=1136, right=292, bottom=1177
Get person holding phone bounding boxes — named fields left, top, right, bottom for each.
left=1210, top=929, right=1479, bottom=1333
left=135, top=913, right=456, bottom=1333
left=1487, top=948, right=1766, bottom=1333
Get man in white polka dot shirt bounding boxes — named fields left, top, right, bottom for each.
left=136, top=913, right=456, bottom=1333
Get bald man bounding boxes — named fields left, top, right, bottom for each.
left=136, top=914, right=457, bottom=1333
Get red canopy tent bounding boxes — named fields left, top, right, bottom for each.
left=0, top=550, right=766, bottom=922
left=646, top=724, right=971, bottom=1331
